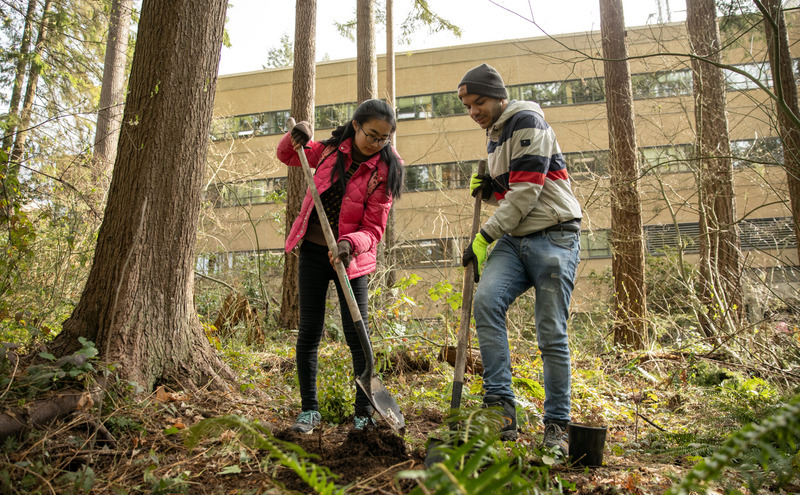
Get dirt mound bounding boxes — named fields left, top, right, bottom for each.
left=273, top=423, right=419, bottom=492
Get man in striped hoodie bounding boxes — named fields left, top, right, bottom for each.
left=458, top=64, right=582, bottom=455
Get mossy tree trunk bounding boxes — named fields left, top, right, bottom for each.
left=49, top=0, right=235, bottom=391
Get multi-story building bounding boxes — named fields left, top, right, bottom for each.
left=200, top=19, right=799, bottom=319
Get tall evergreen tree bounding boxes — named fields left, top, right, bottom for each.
left=50, top=0, right=235, bottom=390
left=357, top=0, right=377, bottom=103
left=279, top=0, right=317, bottom=329
left=687, top=0, right=743, bottom=336
left=91, top=0, right=134, bottom=204
left=600, top=0, right=647, bottom=349
left=759, top=0, right=800, bottom=264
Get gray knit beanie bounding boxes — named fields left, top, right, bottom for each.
left=458, top=63, right=508, bottom=100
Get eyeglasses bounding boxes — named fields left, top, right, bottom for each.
left=357, top=126, right=392, bottom=148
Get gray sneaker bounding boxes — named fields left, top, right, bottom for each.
left=542, top=420, right=568, bottom=455
left=291, top=410, right=321, bottom=434
left=482, top=395, right=518, bottom=441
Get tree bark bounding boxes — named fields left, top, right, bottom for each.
left=761, top=0, right=800, bottom=263
left=279, top=0, right=317, bottom=329
left=49, top=0, right=234, bottom=392
left=600, top=0, right=647, bottom=349
left=2, top=0, right=38, bottom=153
left=91, top=0, right=134, bottom=206
left=8, top=0, right=54, bottom=176
left=384, top=0, right=397, bottom=288
left=687, top=0, right=743, bottom=336
left=357, top=0, right=377, bottom=103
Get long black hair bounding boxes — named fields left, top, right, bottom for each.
left=320, top=99, right=404, bottom=199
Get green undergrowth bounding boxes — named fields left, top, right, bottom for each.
left=2, top=271, right=800, bottom=493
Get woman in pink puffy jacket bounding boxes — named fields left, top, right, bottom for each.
left=276, top=99, right=404, bottom=434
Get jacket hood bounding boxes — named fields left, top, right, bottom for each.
left=488, top=100, right=544, bottom=140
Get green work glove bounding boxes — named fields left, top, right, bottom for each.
left=461, top=230, right=494, bottom=283
left=469, top=173, right=493, bottom=200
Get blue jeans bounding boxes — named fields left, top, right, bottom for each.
left=472, top=230, right=580, bottom=423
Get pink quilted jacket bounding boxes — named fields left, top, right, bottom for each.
left=276, top=131, right=399, bottom=279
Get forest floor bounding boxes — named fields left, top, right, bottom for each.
left=4, top=325, right=800, bottom=494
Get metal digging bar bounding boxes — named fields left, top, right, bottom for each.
left=287, top=118, right=405, bottom=435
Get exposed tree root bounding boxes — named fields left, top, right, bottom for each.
left=0, top=387, right=103, bottom=443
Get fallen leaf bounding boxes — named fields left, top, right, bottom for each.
left=77, top=392, right=94, bottom=412
left=155, top=386, right=169, bottom=402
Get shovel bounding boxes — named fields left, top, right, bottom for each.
left=287, top=118, right=405, bottom=435
left=424, top=159, right=486, bottom=466
left=450, top=159, right=486, bottom=410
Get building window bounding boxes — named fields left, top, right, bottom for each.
left=431, top=92, right=467, bottom=117
left=563, top=150, right=609, bottom=177
left=568, top=77, right=605, bottom=104
left=580, top=229, right=611, bottom=259
left=640, top=144, right=693, bottom=174
left=206, top=177, right=288, bottom=207
left=396, top=238, right=452, bottom=267
left=632, top=70, right=692, bottom=99
left=315, top=103, right=357, bottom=129
left=725, top=62, right=772, bottom=91
left=510, top=81, right=568, bottom=106
left=405, top=161, right=479, bottom=192
left=730, top=137, right=783, bottom=169
left=196, top=249, right=284, bottom=276
left=645, top=222, right=701, bottom=254
left=397, top=95, right=432, bottom=120
left=210, top=109, right=290, bottom=140
left=644, top=217, right=797, bottom=256
left=211, top=60, right=800, bottom=139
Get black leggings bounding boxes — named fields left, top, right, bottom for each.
left=296, top=241, right=372, bottom=413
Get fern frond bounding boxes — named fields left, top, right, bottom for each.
left=399, top=407, right=561, bottom=494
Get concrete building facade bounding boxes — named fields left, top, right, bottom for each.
left=200, top=20, right=799, bottom=319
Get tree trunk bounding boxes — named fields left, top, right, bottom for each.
left=49, top=0, right=234, bottom=392
left=384, top=0, right=397, bottom=288
left=687, top=0, right=743, bottom=336
left=279, top=0, right=317, bottom=330
left=8, top=0, right=54, bottom=176
left=761, top=0, right=800, bottom=263
left=91, top=0, right=134, bottom=206
left=600, top=0, right=647, bottom=349
left=357, top=0, right=377, bottom=103
left=2, top=0, right=37, bottom=153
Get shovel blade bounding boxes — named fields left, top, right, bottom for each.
left=356, top=374, right=405, bottom=434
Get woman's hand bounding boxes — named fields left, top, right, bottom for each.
left=328, top=240, right=352, bottom=268
left=291, top=121, right=313, bottom=149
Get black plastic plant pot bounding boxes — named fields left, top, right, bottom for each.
left=568, top=423, right=607, bottom=467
